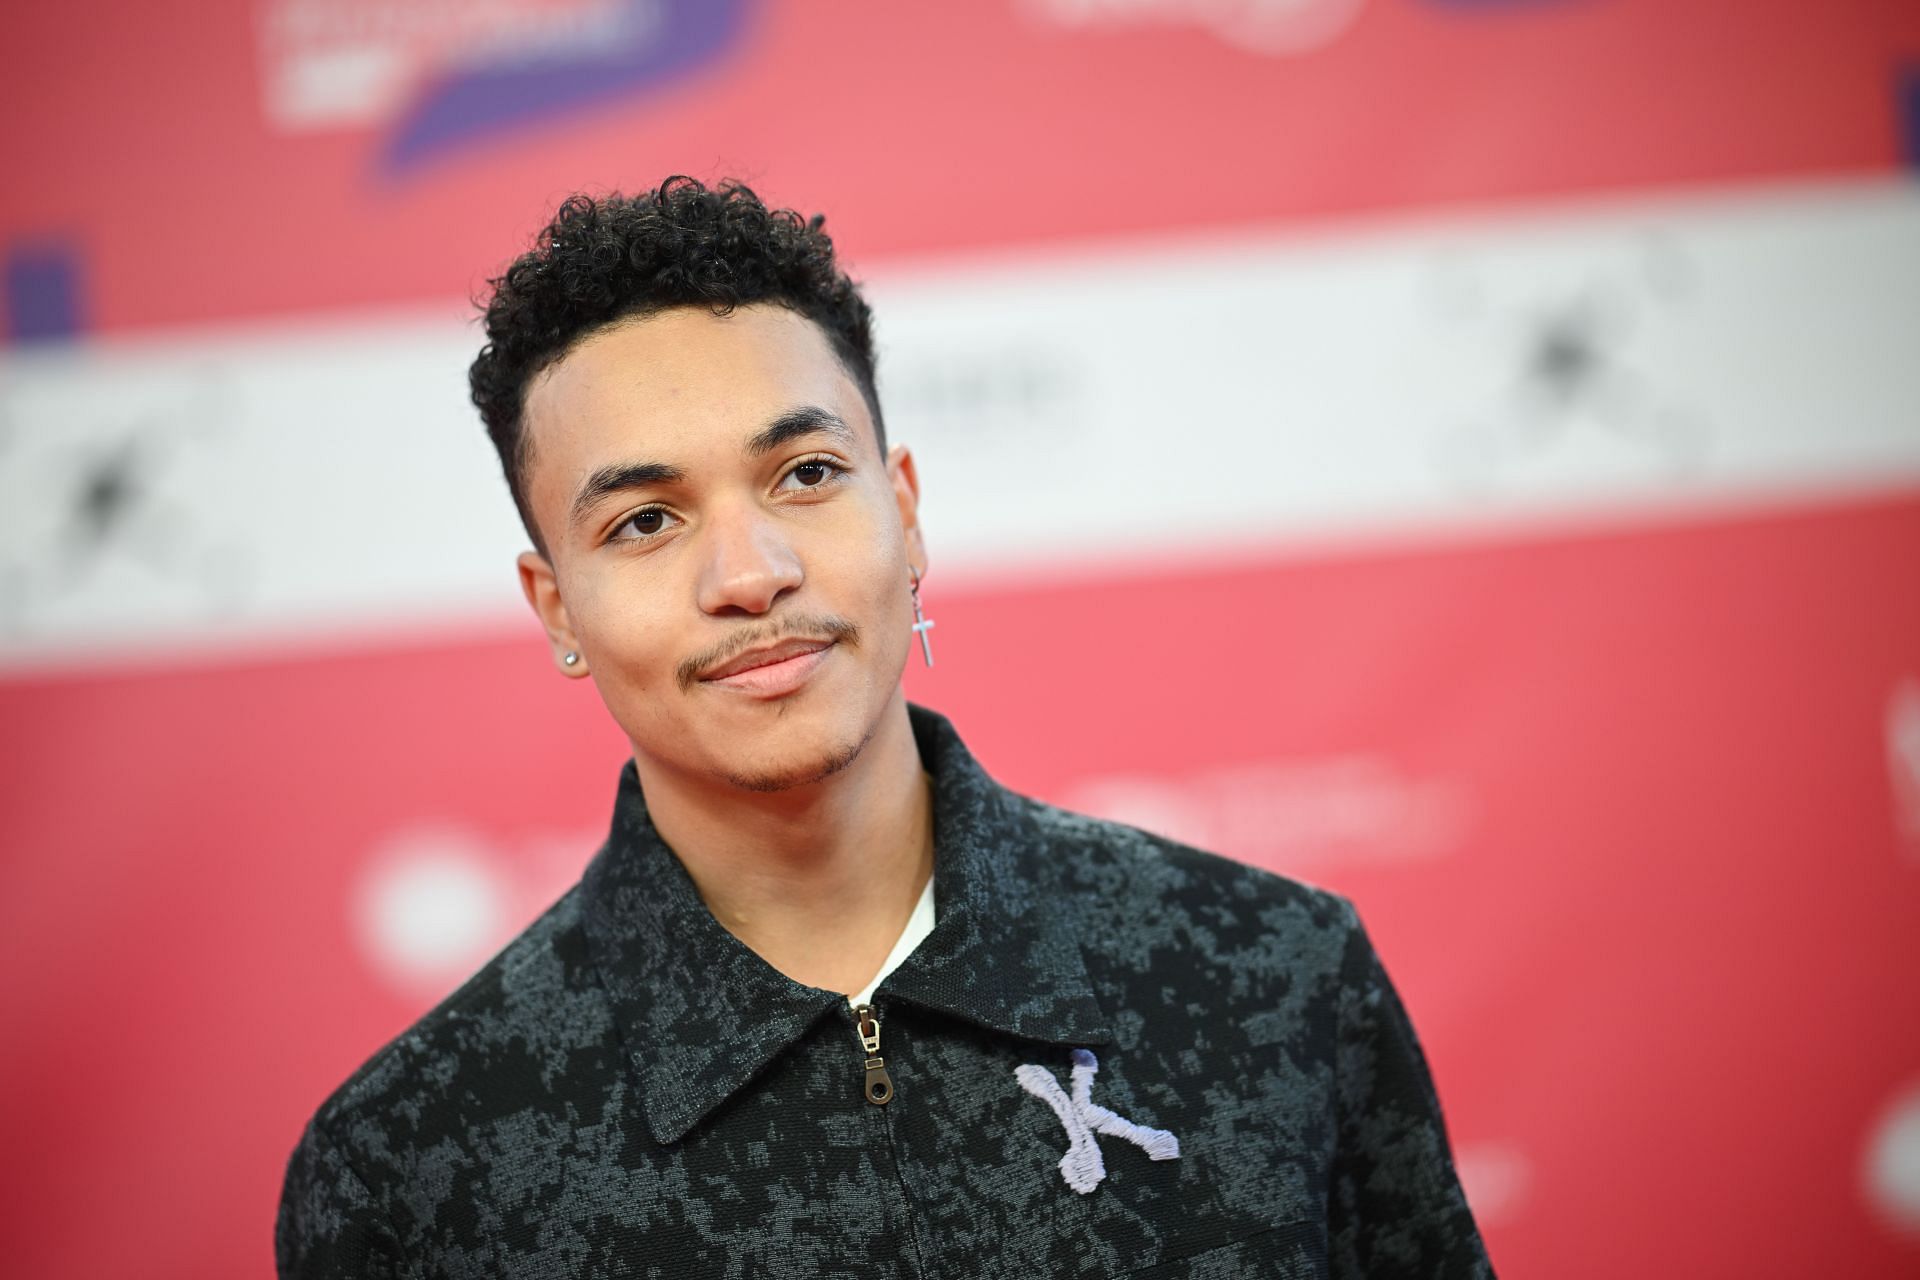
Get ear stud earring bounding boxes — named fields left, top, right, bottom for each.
left=563, top=651, right=580, bottom=667
left=909, top=566, right=934, bottom=668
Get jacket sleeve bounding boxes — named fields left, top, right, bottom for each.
left=1326, top=900, right=1496, bottom=1279
left=275, top=1117, right=413, bottom=1280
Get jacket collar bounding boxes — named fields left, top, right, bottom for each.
left=580, top=702, right=1112, bottom=1146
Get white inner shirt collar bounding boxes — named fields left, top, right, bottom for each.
left=846, top=872, right=936, bottom=1007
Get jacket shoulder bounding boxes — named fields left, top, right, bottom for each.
left=1019, top=792, right=1353, bottom=917
left=301, top=881, right=606, bottom=1145
left=1016, top=794, right=1359, bottom=985
left=280, top=883, right=611, bottom=1271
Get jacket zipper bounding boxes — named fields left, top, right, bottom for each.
left=852, top=1002, right=894, bottom=1106
left=850, top=1002, right=927, bottom=1278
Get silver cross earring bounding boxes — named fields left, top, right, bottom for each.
left=909, top=566, right=935, bottom=668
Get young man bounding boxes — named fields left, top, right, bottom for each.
left=276, top=177, right=1495, bottom=1278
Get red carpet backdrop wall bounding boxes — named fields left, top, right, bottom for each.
left=4, top=1, right=1919, bottom=1274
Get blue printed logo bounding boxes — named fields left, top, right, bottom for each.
left=255, top=0, right=755, bottom=173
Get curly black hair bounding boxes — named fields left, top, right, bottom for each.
left=469, top=176, right=884, bottom=556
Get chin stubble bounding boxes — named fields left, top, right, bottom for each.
left=719, top=720, right=877, bottom=794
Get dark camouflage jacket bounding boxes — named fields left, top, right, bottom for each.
left=277, top=704, right=1494, bottom=1278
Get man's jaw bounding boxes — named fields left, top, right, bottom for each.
left=715, top=725, right=873, bottom=794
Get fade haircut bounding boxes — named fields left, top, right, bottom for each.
left=469, top=176, right=885, bottom=556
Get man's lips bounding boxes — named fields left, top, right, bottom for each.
left=698, top=638, right=836, bottom=683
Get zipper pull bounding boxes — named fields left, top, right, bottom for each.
left=852, top=1002, right=894, bottom=1106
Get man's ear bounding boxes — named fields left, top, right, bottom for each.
left=518, top=550, right=591, bottom=677
left=886, top=444, right=928, bottom=578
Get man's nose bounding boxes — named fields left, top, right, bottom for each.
left=694, top=502, right=804, bottom=616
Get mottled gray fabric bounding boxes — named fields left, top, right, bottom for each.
left=277, top=704, right=1494, bottom=1278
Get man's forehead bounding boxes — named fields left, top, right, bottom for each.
left=538, top=303, right=837, bottom=401
left=522, top=305, right=860, bottom=454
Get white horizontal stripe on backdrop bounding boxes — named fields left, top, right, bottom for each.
left=2, top=176, right=1916, bottom=674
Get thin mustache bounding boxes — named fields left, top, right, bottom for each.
left=678, top=615, right=861, bottom=690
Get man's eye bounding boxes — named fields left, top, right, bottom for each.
left=612, top=507, right=678, bottom=541
left=782, top=458, right=847, bottom=489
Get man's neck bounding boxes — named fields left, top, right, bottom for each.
left=631, top=695, right=934, bottom=998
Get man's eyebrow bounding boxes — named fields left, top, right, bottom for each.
left=567, top=407, right=857, bottom=532
left=569, top=459, right=689, bottom=531
left=746, top=406, right=857, bottom=457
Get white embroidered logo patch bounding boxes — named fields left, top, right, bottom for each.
left=1014, top=1048, right=1180, bottom=1194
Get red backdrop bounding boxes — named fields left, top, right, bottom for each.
left=4, top=1, right=1919, bottom=1273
